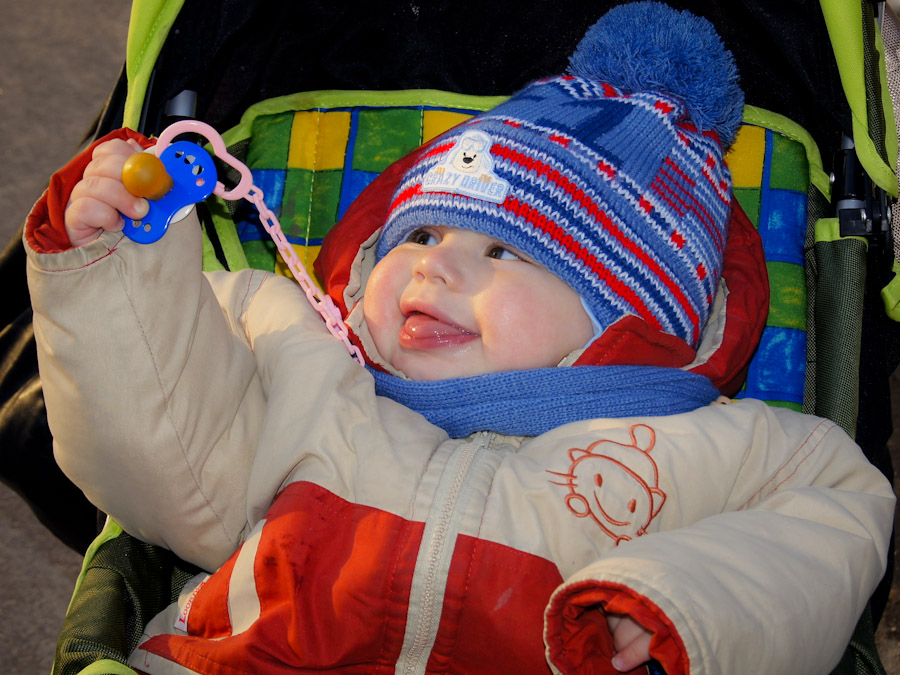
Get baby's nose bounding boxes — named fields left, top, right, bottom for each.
left=413, top=243, right=465, bottom=287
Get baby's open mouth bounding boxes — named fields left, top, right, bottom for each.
left=399, top=312, right=478, bottom=349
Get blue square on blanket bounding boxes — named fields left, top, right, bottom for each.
left=737, top=326, right=806, bottom=405
left=233, top=170, right=287, bottom=243
left=251, top=169, right=287, bottom=215
left=759, top=188, right=805, bottom=266
left=338, top=169, right=379, bottom=221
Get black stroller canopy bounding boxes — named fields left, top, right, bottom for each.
left=127, top=0, right=851, bottom=169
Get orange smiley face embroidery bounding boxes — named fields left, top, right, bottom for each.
left=548, top=424, right=667, bottom=545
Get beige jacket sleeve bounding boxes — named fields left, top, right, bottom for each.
left=545, top=402, right=896, bottom=674
left=27, top=212, right=269, bottom=571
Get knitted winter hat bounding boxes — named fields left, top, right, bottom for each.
left=375, top=1, right=743, bottom=348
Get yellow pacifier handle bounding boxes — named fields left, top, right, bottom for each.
left=121, top=152, right=174, bottom=200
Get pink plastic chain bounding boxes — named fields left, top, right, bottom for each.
left=160, top=121, right=365, bottom=366
left=246, top=185, right=364, bottom=365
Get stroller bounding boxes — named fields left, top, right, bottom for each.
left=2, top=0, right=899, bottom=672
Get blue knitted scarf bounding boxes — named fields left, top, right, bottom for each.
left=370, top=365, right=720, bottom=438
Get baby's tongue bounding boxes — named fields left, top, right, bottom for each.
left=403, top=313, right=471, bottom=337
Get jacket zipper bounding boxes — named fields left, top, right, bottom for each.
left=395, top=434, right=489, bottom=675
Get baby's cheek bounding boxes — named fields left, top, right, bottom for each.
left=482, top=295, right=564, bottom=368
left=487, top=285, right=591, bottom=368
left=361, top=269, right=399, bottom=360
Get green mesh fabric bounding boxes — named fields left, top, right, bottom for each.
left=860, top=0, right=889, bottom=167
left=802, top=185, right=832, bottom=418
left=820, top=0, right=897, bottom=196
left=810, top=230, right=868, bottom=439
left=804, top=209, right=884, bottom=673
left=830, top=606, right=887, bottom=675
left=53, top=531, right=199, bottom=675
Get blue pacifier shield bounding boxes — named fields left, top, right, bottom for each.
left=122, top=141, right=217, bottom=244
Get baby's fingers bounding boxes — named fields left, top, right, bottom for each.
left=70, top=173, right=148, bottom=219
left=610, top=631, right=653, bottom=672
left=63, top=137, right=152, bottom=248
left=83, top=146, right=139, bottom=185
left=608, top=614, right=653, bottom=672
left=89, top=138, right=145, bottom=164
left=64, top=196, right=129, bottom=248
left=66, top=177, right=148, bottom=247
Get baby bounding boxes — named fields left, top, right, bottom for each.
left=28, top=3, right=894, bottom=674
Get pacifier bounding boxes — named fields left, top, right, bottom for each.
left=121, top=141, right=216, bottom=243
left=116, top=120, right=364, bottom=364
left=120, top=120, right=253, bottom=244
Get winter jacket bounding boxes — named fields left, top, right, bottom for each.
left=25, top=131, right=895, bottom=674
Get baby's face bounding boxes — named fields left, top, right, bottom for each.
left=364, top=226, right=594, bottom=381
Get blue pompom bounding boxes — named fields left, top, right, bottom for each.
left=568, top=1, right=743, bottom=147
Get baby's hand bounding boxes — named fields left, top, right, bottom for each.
left=607, top=612, right=653, bottom=672
left=65, top=138, right=150, bottom=248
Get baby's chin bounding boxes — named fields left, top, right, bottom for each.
left=388, top=348, right=492, bottom=382
left=390, top=352, right=563, bottom=382
left=392, top=359, right=482, bottom=382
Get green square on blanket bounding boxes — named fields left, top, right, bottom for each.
left=732, top=187, right=762, bottom=228
left=769, top=132, right=811, bottom=193
left=279, top=169, right=344, bottom=241
left=766, top=261, right=807, bottom=331
left=353, top=108, right=426, bottom=172
left=246, top=112, right=293, bottom=169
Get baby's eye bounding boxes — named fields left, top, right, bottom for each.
left=407, top=229, right=439, bottom=246
left=487, top=246, right=521, bottom=261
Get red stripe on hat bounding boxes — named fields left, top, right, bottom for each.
left=651, top=174, right=723, bottom=255
left=693, top=157, right=731, bottom=207
left=655, top=100, right=675, bottom=114
left=388, top=183, right=424, bottom=213
left=494, top=145, right=700, bottom=341
left=598, top=160, right=616, bottom=180
left=386, top=141, right=458, bottom=212
left=659, top=159, right=725, bottom=251
left=662, top=158, right=696, bottom=188
left=422, top=140, right=456, bottom=160
left=674, top=123, right=725, bottom=152
left=650, top=177, right=686, bottom=217
left=700, top=163, right=732, bottom=207
left=501, top=196, right=665, bottom=332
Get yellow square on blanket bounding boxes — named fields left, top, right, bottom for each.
left=288, top=111, right=352, bottom=171
left=727, top=124, right=765, bottom=189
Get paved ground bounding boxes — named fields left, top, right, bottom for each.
left=1, top=2, right=131, bottom=672
left=2, top=2, right=900, bottom=674
left=1, top=0, right=131, bottom=245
